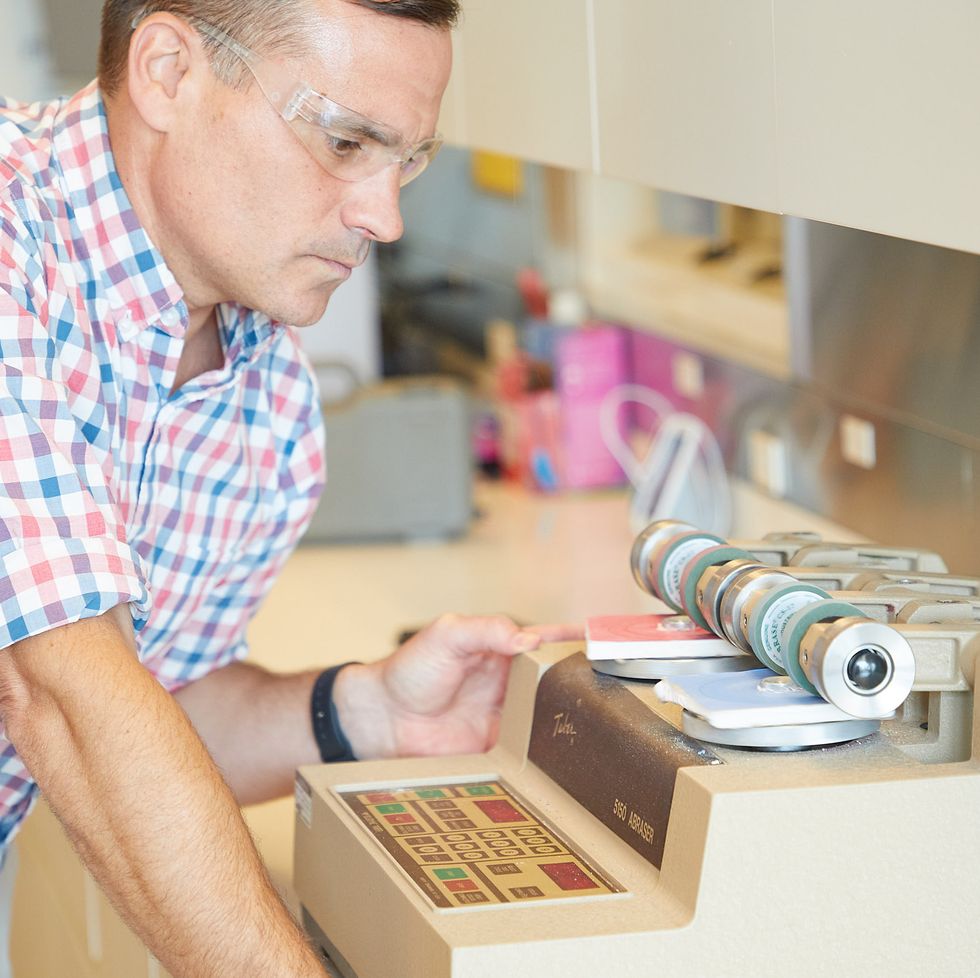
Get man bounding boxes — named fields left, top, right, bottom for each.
left=0, top=2, right=573, bottom=975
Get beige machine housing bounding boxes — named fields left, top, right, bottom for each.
left=294, top=642, right=980, bottom=978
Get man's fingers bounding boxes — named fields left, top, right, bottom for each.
left=422, top=613, right=528, bottom=659
left=401, top=615, right=585, bottom=672
left=525, top=622, right=585, bottom=643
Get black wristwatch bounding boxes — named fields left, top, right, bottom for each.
left=311, top=663, right=359, bottom=763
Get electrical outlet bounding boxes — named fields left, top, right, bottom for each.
left=748, top=430, right=787, bottom=498
left=840, top=415, right=877, bottom=469
left=672, top=351, right=704, bottom=400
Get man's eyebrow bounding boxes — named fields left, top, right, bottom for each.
left=316, top=100, right=398, bottom=146
left=339, top=118, right=397, bottom=147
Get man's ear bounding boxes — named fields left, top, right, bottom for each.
left=125, top=13, right=208, bottom=133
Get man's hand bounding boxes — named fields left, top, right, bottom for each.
left=332, top=615, right=583, bottom=760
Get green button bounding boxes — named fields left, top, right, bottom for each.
left=465, top=785, right=495, bottom=796
left=376, top=804, right=407, bottom=815
left=417, top=790, right=447, bottom=799
left=434, top=868, right=468, bottom=881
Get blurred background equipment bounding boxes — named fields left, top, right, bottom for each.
left=600, top=385, right=731, bottom=537
left=302, top=376, right=472, bottom=543
left=0, top=1, right=55, bottom=100
left=300, top=255, right=382, bottom=404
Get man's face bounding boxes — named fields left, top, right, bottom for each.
left=154, top=0, right=452, bottom=326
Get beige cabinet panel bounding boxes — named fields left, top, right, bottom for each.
left=453, top=0, right=594, bottom=169
left=776, top=1, right=980, bottom=254
left=593, top=0, right=779, bottom=211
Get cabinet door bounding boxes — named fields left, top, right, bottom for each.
left=775, top=1, right=980, bottom=254
left=451, top=0, right=595, bottom=170
left=593, top=0, right=779, bottom=212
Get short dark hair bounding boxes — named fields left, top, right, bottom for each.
left=98, top=0, right=460, bottom=97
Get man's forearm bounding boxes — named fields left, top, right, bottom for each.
left=0, top=611, right=324, bottom=978
left=174, top=661, right=325, bottom=804
left=175, top=659, right=397, bottom=803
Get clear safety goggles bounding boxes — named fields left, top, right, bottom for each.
left=193, top=20, right=443, bottom=186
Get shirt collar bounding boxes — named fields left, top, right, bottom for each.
left=51, top=81, right=187, bottom=338
left=50, top=82, right=279, bottom=361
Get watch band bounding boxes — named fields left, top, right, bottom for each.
left=311, top=663, right=359, bottom=763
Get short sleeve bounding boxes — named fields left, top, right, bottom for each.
left=0, top=201, right=150, bottom=650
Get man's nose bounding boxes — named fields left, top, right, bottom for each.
left=341, top=165, right=405, bottom=244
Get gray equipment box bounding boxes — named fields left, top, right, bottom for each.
left=304, top=377, right=473, bottom=543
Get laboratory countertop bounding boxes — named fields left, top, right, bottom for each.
left=242, top=478, right=860, bottom=910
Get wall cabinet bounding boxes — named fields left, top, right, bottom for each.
left=774, top=0, right=980, bottom=255
left=447, top=0, right=980, bottom=255
left=593, top=0, right=778, bottom=213
left=448, top=0, right=595, bottom=170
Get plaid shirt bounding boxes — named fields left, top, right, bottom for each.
left=0, top=82, right=326, bottom=847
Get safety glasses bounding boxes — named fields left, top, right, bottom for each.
left=192, top=19, right=443, bottom=186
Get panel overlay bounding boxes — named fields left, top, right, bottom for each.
left=339, top=780, right=624, bottom=909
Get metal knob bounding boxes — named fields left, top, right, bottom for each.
left=798, top=617, right=915, bottom=719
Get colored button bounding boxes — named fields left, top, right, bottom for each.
left=434, top=868, right=468, bottom=881
left=377, top=804, right=407, bottom=815
left=539, top=862, right=599, bottom=891
left=474, top=800, right=527, bottom=824
left=417, top=790, right=447, bottom=799
left=445, top=880, right=479, bottom=893
left=385, top=813, right=415, bottom=824
left=365, top=793, right=396, bottom=804
left=465, top=785, right=496, bottom=796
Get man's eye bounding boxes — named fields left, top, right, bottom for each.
left=324, top=134, right=362, bottom=159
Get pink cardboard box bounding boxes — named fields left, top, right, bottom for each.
left=556, top=325, right=629, bottom=489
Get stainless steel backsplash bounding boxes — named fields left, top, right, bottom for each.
left=634, top=219, right=980, bottom=574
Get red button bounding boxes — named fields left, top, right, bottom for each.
left=539, top=862, right=598, bottom=891
left=474, top=800, right=527, bottom=824
left=385, top=813, right=415, bottom=824
left=366, top=793, right=397, bottom=804
left=445, top=880, right=479, bottom=893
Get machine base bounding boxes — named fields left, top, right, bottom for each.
left=303, top=907, right=355, bottom=978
